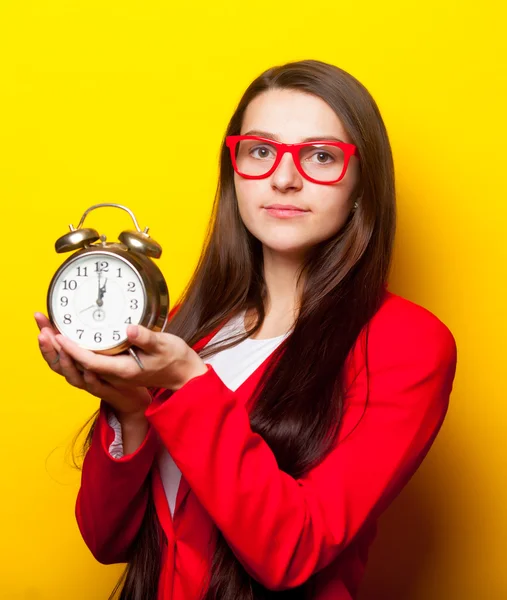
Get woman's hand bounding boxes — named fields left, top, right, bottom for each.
left=45, top=319, right=208, bottom=392
left=35, top=312, right=152, bottom=419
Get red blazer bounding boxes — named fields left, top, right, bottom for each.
left=75, top=290, right=457, bottom=599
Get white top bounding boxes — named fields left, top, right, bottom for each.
left=107, top=310, right=290, bottom=516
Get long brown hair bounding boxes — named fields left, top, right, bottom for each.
left=75, top=59, right=396, bottom=599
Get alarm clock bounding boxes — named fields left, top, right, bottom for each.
left=47, top=203, right=169, bottom=363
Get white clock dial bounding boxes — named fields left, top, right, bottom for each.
left=50, top=252, right=147, bottom=351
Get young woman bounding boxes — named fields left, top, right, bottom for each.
left=35, top=59, right=458, bottom=600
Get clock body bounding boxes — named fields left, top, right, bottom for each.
left=47, top=244, right=169, bottom=354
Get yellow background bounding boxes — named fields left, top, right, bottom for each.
left=1, top=1, right=505, bottom=598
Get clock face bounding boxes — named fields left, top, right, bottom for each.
left=50, top=251, right=147, bottom=351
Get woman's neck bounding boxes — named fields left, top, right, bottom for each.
left=244, top=246, right=305, bottom=338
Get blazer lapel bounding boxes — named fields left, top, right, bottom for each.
left=171, top=323, right=222, bottom=517
left=172, top=327, right=282, bottom=517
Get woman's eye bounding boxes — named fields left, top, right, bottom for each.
left=311, top=151, right=334, bottom=164
left=250, top=145, right=275, bottom=159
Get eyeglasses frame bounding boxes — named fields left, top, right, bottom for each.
left=225, top=135, right=360, bottom=185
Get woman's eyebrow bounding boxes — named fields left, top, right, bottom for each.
left=242, top=129, right=345, bottom=143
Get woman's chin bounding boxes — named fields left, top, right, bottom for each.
left=259, top=239, right=312, bottom=259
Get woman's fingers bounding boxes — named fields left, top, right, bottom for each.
left=59, top=348, right=86, bottom=389
left=35, top=314, right=125, bottom=400
left=82, top=370, right=118, bottom=399
left=56, top=334, right=139, bottom=379
left=37, top=329, right=86, bottom=390
left=81, top=370, right=150, bottom=413
left=35, top=314, right=62, bottom=352
left=38, top=332, right=62, bottom=373
left=36, top=317, right=62, bottom=350
left=34, top=312, right=53, bottom=332
left=37, top=324, right=151, bottom=409
left=35, top=315, right=152, bottom=407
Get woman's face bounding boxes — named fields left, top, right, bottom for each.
left=234, top=89, right=360, bottom=259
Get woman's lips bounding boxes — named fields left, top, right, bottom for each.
left=263, top=206, right=310, bottom=219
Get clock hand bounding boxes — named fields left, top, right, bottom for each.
left=79, top=304, right=96, bottom=313
left=98, top=278, right=108, bottom=306
left=99, top=278, right=108, bottom=297
left=96, top=271, right=103, bottom=307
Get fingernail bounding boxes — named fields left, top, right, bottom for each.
left=128, top=325, right=139, bottom=339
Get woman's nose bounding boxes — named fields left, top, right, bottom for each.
left=270, top=152, right=303, bottom=191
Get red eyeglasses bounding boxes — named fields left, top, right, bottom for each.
left=226, top=135, right=359, bottom=185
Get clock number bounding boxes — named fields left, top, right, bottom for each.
left=117, top=268, right=122, bottom=278
left=94, top=261, right=109, bottom=273
left=60, top=296, right=68, bottom=307
left=125, top=317, right=132, bottom=324
left=127, top=282, right=136, bottom=292
left=130, top=299, right=138, bottom=310
left=76, top=329, right=84, bottom=340
left=94, top=332, right=102, bottom=343
left=113, top=331, right=120, bottom=341
left=63, top=314, right=72, bottom=324
left=63, top=279, right=77, bottom=290
left=77, top=266, right=88, bottom=277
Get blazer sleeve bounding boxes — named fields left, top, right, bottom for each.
left=75, top=400, right=159, bottom=564
left=144, top=304, right=458, bottom=590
